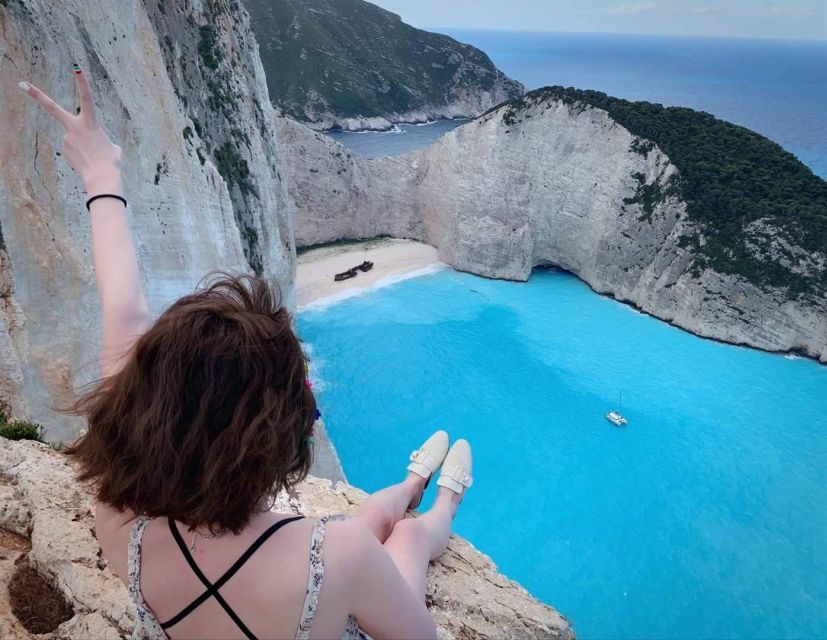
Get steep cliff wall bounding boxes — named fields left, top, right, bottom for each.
left=0, top=0, right=295, bottom=440
left=0, top=439, right=573, bottom=640
left=280, top=97, right=827, bottom=362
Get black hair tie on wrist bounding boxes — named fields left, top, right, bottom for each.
left=86, top=194, right=127, bottom=211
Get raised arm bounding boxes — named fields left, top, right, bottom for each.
left=19, top=66, right=149, bottom=377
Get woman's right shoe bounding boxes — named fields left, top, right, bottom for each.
left=407, top=430, right=450, bottom=509
left=436, top=439, right=473, bottom=495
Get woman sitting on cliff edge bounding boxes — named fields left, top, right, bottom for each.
left=17, top=66, right=473, bottom=640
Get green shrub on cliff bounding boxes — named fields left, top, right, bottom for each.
left=198, top=25, right=220, bottom=71
left=497, top=86, right=827, bottom=297
left=214, top=142, right=257, bottom=199
left=0, top=413, right=44, bottom=442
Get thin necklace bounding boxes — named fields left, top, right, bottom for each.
left=186, top=508, right=271, bottom=551
left=188, top=528, right=226, bottom=552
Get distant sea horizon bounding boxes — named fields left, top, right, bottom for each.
left=435, top=27, right=827, bottom=44
left=328, top=29, right=827, bottom=180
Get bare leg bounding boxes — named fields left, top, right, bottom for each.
left=354, top=473, right=427, bottom=543
left=382, top=487, right=462, bottom=601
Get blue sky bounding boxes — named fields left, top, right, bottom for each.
left=369, top=0, right=827, bottom=40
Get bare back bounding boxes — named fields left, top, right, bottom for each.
left=99, top=511, right=363, bottom=639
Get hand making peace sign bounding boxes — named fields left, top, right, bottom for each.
left=19, top=64, right=123, bottom=194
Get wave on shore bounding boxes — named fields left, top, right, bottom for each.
left=298, top=263, right=448, bottom=312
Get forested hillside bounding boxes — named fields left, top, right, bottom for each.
left=498, top=87, right=827, bottom=297
left=243, top=0, right=523, bottom=128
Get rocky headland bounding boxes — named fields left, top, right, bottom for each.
left=278, top=89, right=827, bottom=363
left=243, top=0, right=524, bottom=131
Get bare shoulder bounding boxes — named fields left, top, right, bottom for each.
left=94, top=501, right=139, bottom=581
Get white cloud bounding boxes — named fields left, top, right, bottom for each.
left=690, top=5, right=719, bottom=13
left=607, top=3, right=658, bottom=15
left=762, top=5, right=815, bottom=17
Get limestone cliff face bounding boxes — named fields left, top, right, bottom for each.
left=280, top=98, right=827, bottom=362
left=0, top=0, right=295, bottom=440
left=276, top=119, right=425, bottom=240
left=0, top=439, right=573, bottom=640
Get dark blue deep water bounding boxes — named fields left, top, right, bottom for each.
left=330, top=31, right=827, bottom=179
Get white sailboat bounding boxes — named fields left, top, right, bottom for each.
left=606, top=392, right=628, bottom=427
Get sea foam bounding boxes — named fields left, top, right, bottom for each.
left=298, top=262, right=448, bottom=313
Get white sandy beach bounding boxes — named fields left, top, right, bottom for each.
left=296, top=238, right=445, bottom=309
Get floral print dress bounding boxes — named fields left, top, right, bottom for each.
left=127, top=515, right=365, bottom=640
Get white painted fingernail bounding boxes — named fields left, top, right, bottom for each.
left=18, top=81, right=31, bottom=92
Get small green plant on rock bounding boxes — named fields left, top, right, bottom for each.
left=0, top=413, right=45, bottom=442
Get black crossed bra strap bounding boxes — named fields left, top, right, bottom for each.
left=161, top=515, right=305, bottom=639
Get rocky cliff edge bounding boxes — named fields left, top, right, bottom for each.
left=0, top=439, right=573, bottom=639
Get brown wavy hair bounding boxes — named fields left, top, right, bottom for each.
left=65, top=274, right=316, bottom=534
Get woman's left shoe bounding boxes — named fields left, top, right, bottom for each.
left=407, top=430, right=450, bottom=509
left=436, top=439, right=473, bottom=497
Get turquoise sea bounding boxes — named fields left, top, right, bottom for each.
left=315, top=29, right=827, bottom=639
left=328, top=31, right=827, bottom=179
left=299, top=270, right=827, bottom=639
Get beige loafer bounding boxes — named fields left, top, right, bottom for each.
left=407, top=430, right=450, bottom=480
left=436, top=439, right=473, bottom=495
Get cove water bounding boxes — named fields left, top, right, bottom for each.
left=299, top=269, right=827, bottom=639
left=326, top=119, right=469, bottom=158
left=327, top=31, right=827, bottom=180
